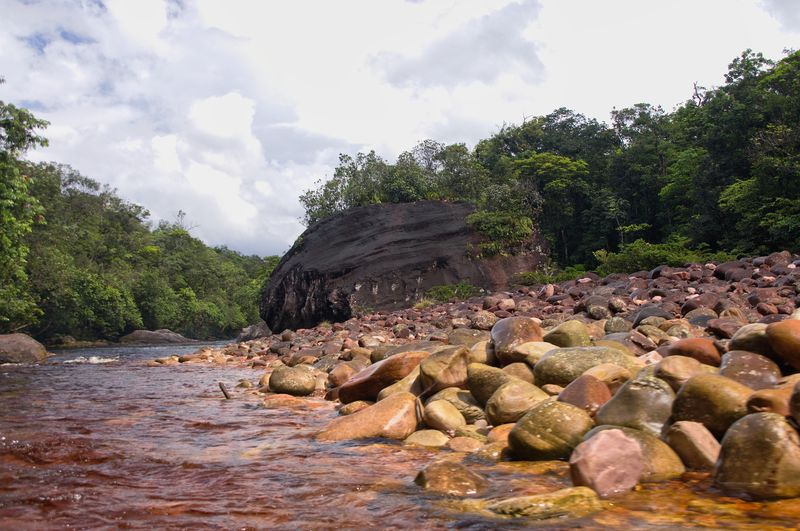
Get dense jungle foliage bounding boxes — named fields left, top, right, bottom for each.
left=300, top=49, right=800, bottom=266
left=1, top=78, right=279, bottom=340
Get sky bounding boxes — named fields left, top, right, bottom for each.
left=1, top=0, right=798, bottom=257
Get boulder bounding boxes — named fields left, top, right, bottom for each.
left=543, top=320, right=591, bottom=348
left=316, top=392, right=419, bottom=441
left=719, top=351, right=782, bottom=390
left=338, top=351, right=429, bottom=403
left=594, top=376, right=675, bottom=436
left=534, top=347, right=643, bottom=387
left=715, top=412, right=800, bottom=499
left=426, top=387, right=485, bottom=423
left=557, top=374, right=612, bottom=417
left=467, top=363, right=517, bottom=406
left=508, top=400, right=594, bottom=460
left=0, top=333, right=49, bottom=364
left=419, top=346, right=471, bottom=395
left=119, top=329, right=195, bottom=344
left=654, top=355, right=712, bottom=392
left=236, top=320, right=272, bottom=342
left=583, top=426, right=685, bottom=482
left=569, top=428, right=645, bottom=498
left=765, top=319, right=800, bottom=370
left=261, top=201, right=546, bottom=330
left=268, top=366, right=317, bottom=396
left=491, top=316, right=544, bottom=365
left=662, top=338, right=721, bottom=366
left=664, top=421, right=720, bottom=470
left=423, top=399, right=466, bottom=432
left=485, top=380, right=549, bottom=425
left=670, top=374, right=752, bottom=438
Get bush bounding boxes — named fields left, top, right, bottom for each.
left=466, top=211, right=533, bottom=257
left=593, top=238, right=736, bottom=275
left=425, top=282, right=480, bottom=302
left=515, top=264, right=589, bottom=286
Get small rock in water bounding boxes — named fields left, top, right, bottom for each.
left=414, top=460, right=488, bottom=496
left=268, top=365, right=316, bottom=396
left=404, top=429, right=449, bottom=448
left=569, top=428, right=644, bottom=498
left=484, top=486, right=602, bottom=520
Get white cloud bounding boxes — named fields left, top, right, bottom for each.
left=1, top=0, right=797, bottom=256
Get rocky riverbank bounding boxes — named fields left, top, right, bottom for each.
left=152, top=251, right=800, bottom=523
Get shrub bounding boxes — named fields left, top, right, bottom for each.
left=515, top=264, right=589, bottom=286
left=593, top=237, right=736, bottom=275
left=466, top=211, right=533, bottom=257
left=425, top=282, right=480, bottom=302
left=413, top=298, right=436, bottom=310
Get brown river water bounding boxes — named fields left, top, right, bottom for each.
left=1, top=344, right=799, bottom=530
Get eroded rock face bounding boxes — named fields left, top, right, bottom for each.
left=260, top=201, right=546, bottom=331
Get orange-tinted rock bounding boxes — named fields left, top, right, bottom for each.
left=670, top=374, right=753, bottom=438
left=414, top=460, right=488, bottom=496
left=328, top=360, right=366, bottom=388
left=791, top=382, right=800, bottom=424
left=747, top=386, right=794, bottom=416
left=557, top=374, right=612, bottom=417
left=663, top=338, right=722, bottom=366
left=765, top=320, right=800, bottom=370
left=664, top=421, right=720, bottom=470
left=338, top=351, right=429, bottom=403
left=491, top=316, right=544, bottom=365
left=719, top=351, right=782, bottom=390
left=316, top=392, right=419, bottom=441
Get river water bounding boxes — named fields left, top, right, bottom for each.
left=1, top=344, right=799, bottom=530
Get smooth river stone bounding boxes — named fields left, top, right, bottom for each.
left=728, top=323, right=774, bottom=358
left=467, top=363, right=517, bottom=406
left=404, top=429, right=449, bottom=448
left=534, top=347, right=643, bottom=387
left=491, top=316, right=544, bottom=365
left=583, top=425, right=685, bottom=482
left=570, top=428, right=645, bottom=498
left=594, top=376, right=675, bottom=436
left=654, top=355, right=714, bottom=392
left=485, top=380, right=549, bottom=425
left=765, top=319, right=800, bottom=370
left=484, top=487, right=602, bottom=520
left=423, top=399, right=466, bottom=432
left=268, top=365, right=316, bottom=396
left=414, top=460, right=488, bottom=496
left=664, top=421, right=720, bottom=470
left=543, top=320, right=591, bottom=348
left=746, top=385, right=794, bottom=416
left=316, top=392, right=419, bottom=441
left=338, top=351, right=429, bottom=403
left=557, top=374, right=612, bottom=417
left=719, top=351, right=782, bottom=390
left=663, top=337, right=722, bottom=366
left=426, top=387, right=485, bottom=423
left=715, top=412, right=800, bottom=499
left=508, top=400, right=594, bottom=461
left=670, top=374, right=753, bottom=439
left=419, top=346, right=471, bottom=395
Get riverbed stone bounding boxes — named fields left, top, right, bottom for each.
left=664, top=421, right=720, bottom=470
left=268, top=365, right=316, bottom=396
left=654, top=355, right=712, bottom=392
left=583, top=426, right=685, bottom=482
left=419, top=346, right=471, bottom=395
left=728, top=323, right=774, bottom=358
left=338, top=350, right=429, bottom=403
left=447, top=436, right=484, bottom=453
left=792, top=382, right=800, bottom=424
left=557, top=374, right=612, bottom=417
left=470, top=310, right=499, bottom=331
left=715, top=412, right=800, bottom=499
left=746, top=386, right=794, bottom=416
left=543, top=320, right=591, bottom=348
left=516, top=341, right=559, bottom=364
left=405, top=429, right=449, bottom=448
left=670, top=374, right=753, bottom=438
left=765, top=319, right=800, bottom=370
left=719, top=351, right=782, bottom=390
left=595, top=376, right=675, bottom=436
left=491, top=316, right=544, bottom=365
left=502, top=362, right=536, bottom=384
left=534, top=347, right=643, bottom=387
left=569, top=428, right=645, bottom=498
left=508, top=400, right=594, bottom=460
left=426, top=387, right=485, bottom=423
left=663, top=338, right=722, bottom=366
left=582, top=363, right=632, bottom=394
left=414, top=460, right=488, bottom=496
left=485, top=380, right=549, bottom=425
left=484, top=486, right=602, bottom=520
left=376, top=365, right=424, bottom=401
left=328, top=360, right=366, bottom=388
left=424, top=399, right=466, bottom=432
left=338, top=400, right=373, bottom=416
left=467, top=363, right=517, bottom=406
left=316, top=392, right=419, bottom=441
left=0, top=333, right=48, bottom=364
left=448, top=328, right=490, bottom=348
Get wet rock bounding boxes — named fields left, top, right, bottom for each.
left=543, top=320, right=591, bottom=348
left=508, top=400, right=594, bottom=460
left=338, top=350, right=429, bottom=403
left=484, top=486, right=602, bottom=520
left=664, top=421, right=720, bottom=470
left=582, top=363, right=632, bottom=394
left=765, top=319, right=800, bottom=370
left=486, top=423, right=515, bottom=444
left=746, top=386, right=794, bottom=416
left=419, top=346, right=471, bottom=395
left=405, top=429, right=449, bottom=448
left=424, top=399, right=466, bottom=432
left=338, top=400, right=373, bottom=415
left=583, top=426, right=685, bottom=482
left=376, top=366, right=423, bottom=401
left=414, top=460, right=488, bottom=496
left=501, top=362, right=535, bottom=384
left=595, top=376, right=675, bottom=436
left=663, top=338, right=722, bottom=366
left=654, top=355, right=713, bottom=392
left=485, top=380, right=549, bottom=425
left=534, top=347, right=643, bottom=387
left=426, top=387, right=485, bottom=423
left=719, top=351, right=782, bottom=390
left=268, top=365, right=316, bottom=396
left=467, top=363, right=517, bottom=406
left=491, top=316, right=544, bottom=365
left=328, top=360, right=366, bottom=388
left=670, top=374, right=753, bottom=438
left=316, top=392, right=419, bottom=441
left=0, top=333, right=49, bottom=364
left=729, top=324, right=774, bottom=358
left=447, top=436, right=484, bottom=453
left=715, top=412, right=800, bottom=499
left=557, top=374, right=612, bottom=417
left=569, top=428, right=645, bottom=498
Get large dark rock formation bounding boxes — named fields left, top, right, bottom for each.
left=0, top=333, right=50, bottom=364
left=261, top=201, right=546, bottom=331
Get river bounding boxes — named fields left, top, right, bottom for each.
left=1, top=344, right=798, bottom=530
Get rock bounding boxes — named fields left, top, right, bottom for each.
left=491, top=316, right=544, bottom=365
left=470, top=310, right=499, bottom=331
left=466, top=363, right=517, bottom=406
left=338, top=400, right=373, bottom=415
left=792, top=382, right=800, bottom=424
left=515, top=341, right=559, bottom=364
left=663, top=338, right=722, bottom=366
left=582, top=363, right=632, bottom=394
left=605, top=317, right=632, bottom=334
left=268, top=365, right=316, bottom=396
left=484, top=487, right=602, bottom=520
left=534, top=347, right=643, bottom=387
left=746, top=386, right=794, bottom=416
left=236, top=320, right=272, bottom=342
left=405, top=429, right=449, bottom=448
left=486, top=423, right=515, bottom=444
left=338, top=350, right=429, bottom=403
left=0, top=333, right=49, bottom=364
left=569, top=429, right=645, bottom=498
left=485, top=380, right=549, bottom=425
left=654, top=355, right=712, bottom=392
left=670, top=374, right=753, bottom=438
left=595, top=376, right=675, bottom=436
left=419, top=346, right=471, bottom=395
left=467, top=340, right=496, bottom=365
left=316, top=392, right=419, bottom=441
left=715, top=413, right=800, bottom=499
left=119, top=329, right=195, bottom=344
left=719, top=351, right=782, bottom=390
left=583, top=426, right=685, bottom=482
left=765, top=319, right=800, bottom=370
left=664, top=421, right=720, bottom=470
left=261, top=201, right=546, bottom=330
left=508, top=400, right=594, bottom=460
left=414, top=460, right=488, bottom=496
left=631, top=306, right=674, bottom=327
left=376, top=366, right=424, bottom=401
left=426, top=387, right=485, bottom=423
left=328, top=360, right=366, bottom=388
left=543, top=320, right=591, bottom=348
left=447, top=436, right=484, bottom=453
left=423, top=399, right=466, bottom=432
left=728, top=323, right=774, bottom=358
left=448, top=328, right=490, bottom=348
left=501, top=362, right=535, bottom=383
left=557, top=374, right=612, bottom=417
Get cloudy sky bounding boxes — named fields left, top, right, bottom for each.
left=1, top=0, right=797, bottom=256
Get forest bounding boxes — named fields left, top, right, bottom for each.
left=301, top=49, right=800, bottom=270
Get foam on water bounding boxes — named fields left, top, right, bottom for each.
left=62, top=355, right=118, bottom=364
